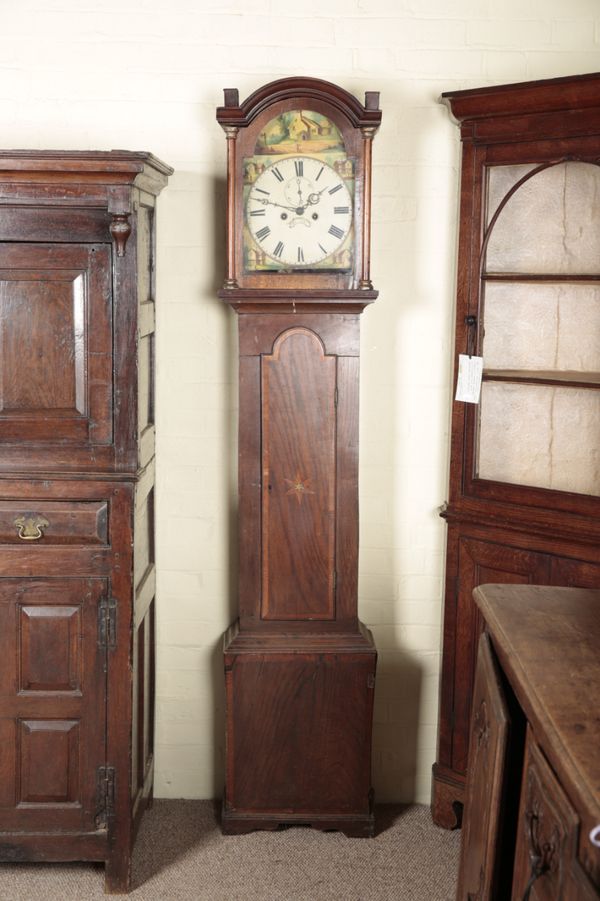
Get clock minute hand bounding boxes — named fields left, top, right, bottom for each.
left=254, top=196, right=299, bottom=213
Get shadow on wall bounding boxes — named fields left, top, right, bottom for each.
left=371, top=654, right=423, bottom=803
left=361, top=83, right=457, bottom=804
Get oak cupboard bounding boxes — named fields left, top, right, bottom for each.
left=457, top=584, right=600, bottom=900
left=433, top=72, right=600, bottom=827
left=0, top=151, right=171, bottom=892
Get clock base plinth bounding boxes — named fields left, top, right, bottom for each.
left=222, top=622, right=376, bottom=837
left=221, top=805, right=375, bottom=837
left=431, top=763, right=465, bottom=830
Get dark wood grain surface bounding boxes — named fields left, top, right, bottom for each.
left=218, top=79, right=380, bottom=836
left=261, top=328, right=336, bottom=621
left=433, top=71, right=600, bottom=828
left=0, top=152, right=171, bottom=893
left=456, top=632, right=511, bottom=900
left=455, top=584, right=600, bottom=898
left=474, top=585, right=600, bottom=825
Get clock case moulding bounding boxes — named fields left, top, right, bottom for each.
left=216, top=78, right=382, bottom=836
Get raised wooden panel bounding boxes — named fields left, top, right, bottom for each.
left=18, top=719, right=80, bottom=805
left=512, top=733, right=579, bottom=900
left=0, top=243, right=112, bottom=449
left=457, top=632, right=511, bottom=900
left=0, top=577, right=106, bottom=833
left=453, top=538, right=549, bottom=773
left=0, top=273, right=85, bottom=415
left=261, top=328, right=336, bottom=621
left=134, top=484, right=154, bottom=590
left=0, top=499, right=108, bottom=545
left=131, top=617, right=140, bottom=795
left=134, top=617, right=146, bottom=792
left=132, top=597, right=155, bottom=806
left=136, top=202, right=155, bottom=307
left=19, top=605, right=81, bottom=693
left=138, top=332, right=154, bottom=436
left=0, top=718, right=15, bottom=808
left=144, top=605, right=155, bottom=776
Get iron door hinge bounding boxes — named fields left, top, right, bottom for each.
left=334, top=387, right=339, bottom=407
left=98, top=596, right=117, bottom=650
left=367, top=673, right=376, bottom=689
left=95, top=765, right=116, bottom=829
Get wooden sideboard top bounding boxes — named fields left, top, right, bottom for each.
left=473, top=583, right=600, bottom=825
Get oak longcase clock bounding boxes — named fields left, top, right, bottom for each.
left=217, top=77, right=381, bottom=835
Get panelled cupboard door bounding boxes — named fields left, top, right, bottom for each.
left=451, top=537, right=549, bottom=775
left=512, top=733, right=581, bottom=901
left=0, top=243, right=113, bottom=467
left=457, top=632, right=511, bottom=901
left=0, top=578, right=107, bottom=833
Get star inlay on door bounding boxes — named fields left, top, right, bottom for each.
left=284, top=473, right=315, bottom=504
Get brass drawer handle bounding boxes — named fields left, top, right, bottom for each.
left=13, top=514, right=50, bottom=541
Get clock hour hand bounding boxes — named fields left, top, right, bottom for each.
left=306, top=186, right=330, bottom=205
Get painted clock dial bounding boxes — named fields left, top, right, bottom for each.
left=245, top=155, right=353, bottom=267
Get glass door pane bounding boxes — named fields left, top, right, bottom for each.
left=485, top=161, right=600, bottom=274
left=476, top=161, right=600, bottom=497
left=478, top=383, right=600, bottom=495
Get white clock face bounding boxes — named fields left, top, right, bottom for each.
left=245, top=155, right=353, bottom=268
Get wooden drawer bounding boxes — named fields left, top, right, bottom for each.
left=512, top=731, right=595, bottom=900
left=0, top=499, right=108, bottom=546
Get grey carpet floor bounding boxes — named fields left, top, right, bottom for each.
left=0, top=801, right=460, bottom=900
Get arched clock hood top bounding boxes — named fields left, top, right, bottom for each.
left=216, top=76, right=381, bottom=131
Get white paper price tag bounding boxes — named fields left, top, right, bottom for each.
left=455, top=354, right=483, bottom=404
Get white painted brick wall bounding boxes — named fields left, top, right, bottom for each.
left=0, top=0, right=599, bottom=805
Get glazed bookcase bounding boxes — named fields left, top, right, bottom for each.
left=432, top=72, right=600, bottom=828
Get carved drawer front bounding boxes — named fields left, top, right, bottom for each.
left=0, top=499, right=108, bottom=545
left=512, top=732, right=578, bottom=900
left=0, top=578, right=107, bottom=834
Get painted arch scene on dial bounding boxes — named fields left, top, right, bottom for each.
left=243, top=110, right=355, bottom=272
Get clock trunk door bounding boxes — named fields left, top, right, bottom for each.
left=261, top=327, right=336, bottom=621
left=0, top=243, right=113, bottom=470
